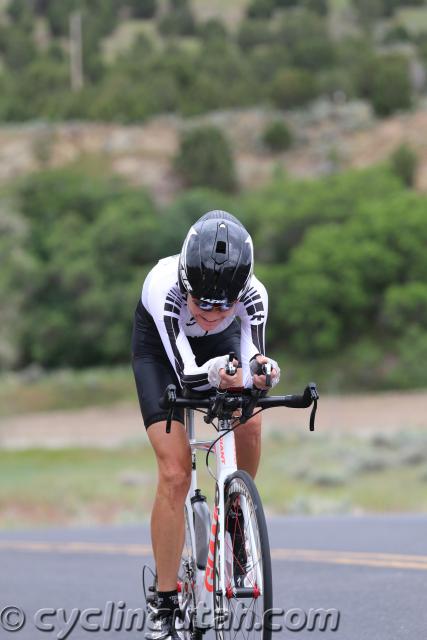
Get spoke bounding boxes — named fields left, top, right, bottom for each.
left=216, top=478, right=269, bottom=640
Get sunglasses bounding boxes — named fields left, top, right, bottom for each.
left=191, top=297, right=236, bottom=312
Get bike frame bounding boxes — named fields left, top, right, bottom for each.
left=183, top=407, right=258, bottom=630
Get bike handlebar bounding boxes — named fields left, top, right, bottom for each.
left=159, top=382, right=319, bottom=432
left=160, top=384, right=317, bottom=410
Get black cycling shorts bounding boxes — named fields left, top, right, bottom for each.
left=131, top=300, right=241, bottom=429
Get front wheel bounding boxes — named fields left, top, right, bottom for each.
left=213, top=470, right=273, bottom=640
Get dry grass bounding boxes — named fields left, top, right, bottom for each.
left=1, top=430, right=427, bottom=528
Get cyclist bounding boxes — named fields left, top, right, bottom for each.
left=132, top=210, right=280, bottom=639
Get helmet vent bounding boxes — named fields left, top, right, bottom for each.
left=216, top=240, right=227, bottom=254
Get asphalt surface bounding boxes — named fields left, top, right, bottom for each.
left=1, top=515, right=426, bottom=640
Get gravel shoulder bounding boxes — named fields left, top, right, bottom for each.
left=1, top=390, right=427, bottom=449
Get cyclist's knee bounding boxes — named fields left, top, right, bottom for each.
left=148, top=419, right=191, bottom=501
left=235, top=413, right=261, bottom=445
left=158, top=461, right=191, bottom=500
left=242, top=412, right=262, bottom=434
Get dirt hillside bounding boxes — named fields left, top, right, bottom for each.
left=1, top=102, right=427, bottom=204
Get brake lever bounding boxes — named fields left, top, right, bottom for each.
left=225, top=352, right=236, bottom=376
left=161, top=385, right=176, bottom=433
left=264, top=362, right=272, bottom=387
left=308, top=382, right=319, bottom=431
left=255, top=361, right=272, bottom=388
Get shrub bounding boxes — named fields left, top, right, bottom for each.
left=386, top=326, right=427, bottom=389
left=382, top=283, right=427, bottom=333
left=158, top=2, right=196, bottom=36
left=274, top=0, right=298, bottom=7
left=390, top=144, right=418, bottom=187
left=237, top=19, right=273, bottom=51
left=174, top=126, right=237, bottom=192
left=262, top=120, right=293, bottom=152
left=0, top=27, right=37, bottom=71
left=0, top=203, right=36, bottom=370
left=246, top=0, right=275, bottom=19
left=301, top=0, right=328, bottom=15
left=128, top=0, right=157, bottom=19
left=276, top=9, right=335, bottom=71
left=270, top=68, right=317, bottom=108
left=249, top=45, right=291, bottom=84
left=161, top=188, right=234, bottom=254
left=352, top=0, right=386, bottom=27
left=16, top=168, right=159, bottom=368
left=197, top=18, right=228, bottom=42
left=369, top=55, right=412, bottom=116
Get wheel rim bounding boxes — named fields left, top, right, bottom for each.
left=214, top=476, right=271, bottom=639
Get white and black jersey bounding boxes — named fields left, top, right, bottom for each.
left=141, top=255, right=268, bottom=391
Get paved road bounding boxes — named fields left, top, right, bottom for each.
left=1, top=515, right=426, bottom=639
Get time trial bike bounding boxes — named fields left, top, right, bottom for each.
left=145, top=355, right=318, bottom=640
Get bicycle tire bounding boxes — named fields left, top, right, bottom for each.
left=213, top=470, right=273, bottom=640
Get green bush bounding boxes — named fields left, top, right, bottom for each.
left=369, top=55, right=412, bottom=116
left=15, top=168, right=158, bottom=368
left=0, top=203, right=36, bottom=370
left=249, top=46, right=291, bottom=84
left=301, top=0, right=328, bottom=15
left=237, top=19, right=273, bottom=51
left=352, top=0, right=426, bottom=24
left=262, top=120, right=293, bottom=152
left=389, top=326, right=427, bottom=388
left=128, top=0, right=157, bottom=18
left=239, top=166, right=404, bottom=262
left=352, top=0, right=387, bottom=27
left=161, top=189, right=234, bottom=255
left=390, top=144, right=418, bottom=187
left=197, top=18, right=228, bottom=42
left=316, top=68, right=357, bottom=100
left=270, top=68, right=317, bottom=108
left=274, top=0, right=298, bottom=7
left=383, top=24, right=411, bottom=44
left=0, top=26, right=37, bottom=70
left=276, top=9, right=335, bottom=71
left=158, top=2, right=196, bottom=36
left=278, top=190, right=427, bottom=356
left=174, top=126, right=237, bottom=192
left=382, top=283, right=427, bottom=333
left=188, top=43, right=258, bottom=111
left=247, top=0, right=275, bottom=19
left=335, top=36, right=375, bottom=96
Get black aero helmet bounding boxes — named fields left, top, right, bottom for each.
left=178, top=210, right=253, bottom=303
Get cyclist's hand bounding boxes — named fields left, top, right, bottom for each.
left=219, top=359, right=242, bottom=389
left=250, top=355, right=280, bottom=390
left=207, top=356, right=241, bottom=388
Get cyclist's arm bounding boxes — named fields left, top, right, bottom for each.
left=237, top=276, right=268, bottom=387
left=144, top=278, right=217, bottom=391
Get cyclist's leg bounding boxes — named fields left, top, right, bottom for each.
left=147, top=419, right=191, bottom=592
left=234, top=411, right=262, bottom=478
left=132, top=304, right=190, bottom=592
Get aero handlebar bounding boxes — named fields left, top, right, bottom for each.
left=159, top=382, right=319, bottom=433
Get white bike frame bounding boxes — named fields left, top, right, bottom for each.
left=183, top=407, right=260, bottom=631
